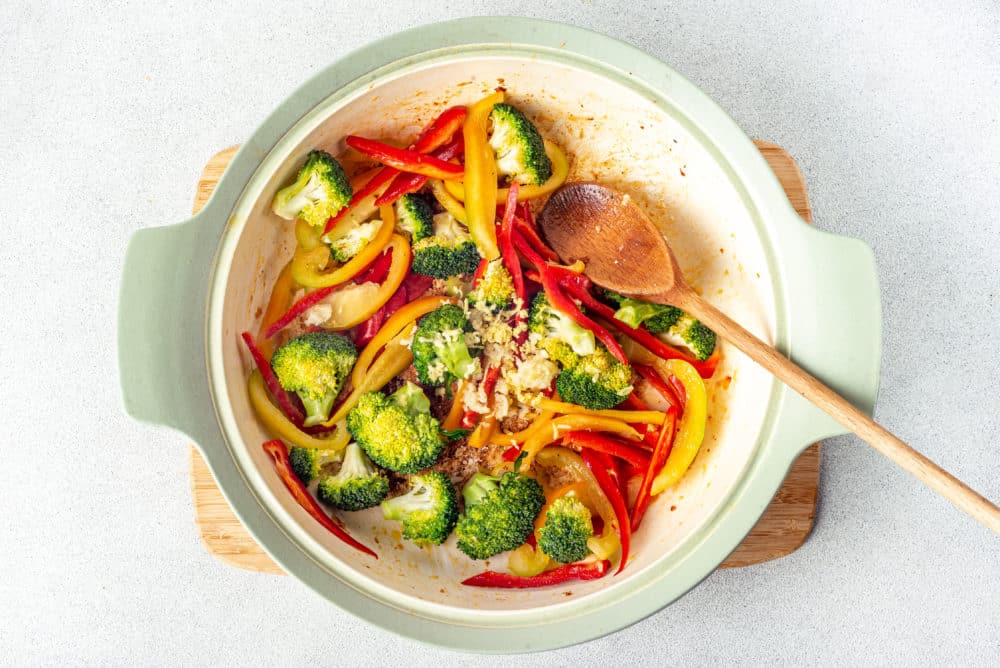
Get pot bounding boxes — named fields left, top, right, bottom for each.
left=119, top=18, right=880, bottom=652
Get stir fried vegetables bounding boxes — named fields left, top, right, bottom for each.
left=248, top=88, right=719, bottom=588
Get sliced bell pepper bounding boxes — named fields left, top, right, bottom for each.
left=247, top=371, right=350, bottom=450
left=631, top=411, right=676, bottom=529
left=520, top=414, right=641, bottom=470
left=633, top=364, right=682, bottom=412
left=462, top=560, right=609, bottom=588
left=428, top=178, right=468, bottom=223
left=445, top=139, right=569, bottom=204
left=506, top=542, right=551, bottom=577
left=262, top=439, right=376, bottom=557
left=513, top=216, right=560, bottom=262
left=498, top=182, right=526, bottom=305
left=442, top=380, right=469, bottom=431
left=489, top=409, right=556, bottom=447
left=412, top=105, right=468, bottom=153
left=533, top=396, right=666, bottom=425
left=256, top=260, right=296, bottom=358
left=374, top=137, right=464, bottom=206
left=462, top=90, right=504, bottom=261
left=564, top=431, right=651, bottom=469
left=323, top=166, right=395, bottom=235
left=241, top=332, right=305, bottom=425
left=345, top=136, right=464, bottom=180
left=291, top=208, right=395, bottom=288
left=581, top=449, right=632, bottom=574
left=651, top=359, right=707, bottom=495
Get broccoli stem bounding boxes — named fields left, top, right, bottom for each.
left=462, top=473, right=499, bottom=508
left=299, top=391, right=336, bottom=427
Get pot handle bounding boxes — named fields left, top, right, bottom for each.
left=768, top=218, right=882, bottom=458
left=118, top=212, right=221, bottom=444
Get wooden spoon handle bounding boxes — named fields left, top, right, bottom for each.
left=672, top=289, right=1000, bottom=534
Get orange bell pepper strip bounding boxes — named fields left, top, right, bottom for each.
left=256, top=260, right=296, bottom=358
left=462, top=90, right=504, bottom=260
left=520, top=415, right=641, bottom=470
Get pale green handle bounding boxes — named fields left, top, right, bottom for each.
left=768, top=217, right=882, bottom=458
left=118, top=212, right=221, bottom=445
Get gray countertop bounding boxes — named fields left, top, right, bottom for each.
left=2, top=1, right=998, bottom=664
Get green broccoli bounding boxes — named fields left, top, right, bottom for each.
left=411, top=212, right=482, bottom=278
left=271, top=150, right=353, bottom=228
left=488, top=104, right=552, bottom=186
left=555, top=347, right=633, bottom=410
left=393, top=193, right=434, bottom=242
left=411, top=304, right=480, bottom=386
left=270, top=332, right=358, bottom=426
left=323, top=218, right=383, bottom=263
left=288, top=446, right=341, bottom=483
left=455, top=472, right=545, bottom=559
left=528, top=292, right=596, bottom=367
left=346, top=382, right=446, bottom=473
left=604, top=291, right=682, bottom=334
left=316, top=441, right=389, bottom=511
left=468, top=259, right=515, bottom=312
left=663, top=314, right=717, bottom=361
left=381, top=472, right=459, bottom=545
left=536, top=495, right=593, bottom=564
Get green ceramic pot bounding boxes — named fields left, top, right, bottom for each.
left=119, top=18, right=880, bottom=653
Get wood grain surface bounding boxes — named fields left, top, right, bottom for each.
left=189, top=141, right=820, bottom=574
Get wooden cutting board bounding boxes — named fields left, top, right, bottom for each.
left=190, top=142, right=820, bottom=574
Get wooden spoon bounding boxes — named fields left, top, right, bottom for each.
left=538, top=182, right=1000, bottom=534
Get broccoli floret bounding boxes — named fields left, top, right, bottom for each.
left=556, top=347, right=633, bottom=410
left=604, top=291, right=683, bottom=334
left=346, top=383, right=446, bottom=473
left=272, top=150, right=353, bottom=228
left=528, top=292, right=596, bottom=367
left=394, top=193, right=434, bottom=242
left=455, top=472, right=546, bottom=560
left=381, top=472, right=459, bottom=545
left=288, top=446, right=341, bottom=483
left=537, top=495, right=593, bottom=564
left=271, top=332, right=358, bottom=426
left=411, top=304, right=480, bottom=386
left=488, top=104, right=553, bottom=186
left=663, top=314, right=717, bottom=361
left=316, top=441, right=389, bottom=511
left=468, top=259, right=515, bottom=312
left=411, top=212, right=482, bottom=278
left=323, top=218, right=383, bottom=263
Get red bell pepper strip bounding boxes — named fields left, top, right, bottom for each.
left=353, top=246, right=394, bottom=284
left=241, top=332, right=306, bottom=425
left=634, top=364, right=682, bottom=412
left=513, top=217, right=560, bottom=262
left=621, top=392, right=662, bottom=449
left=262, top=440, right=377, bottom=558
left=353, top=270, right=432, bottom=347
left=346, top=136, right=464, bottom=181
left=668, top=374, right=687, bottom=410
left=471, top=256, right=490, bottom=285
left=374, top=137, right=465, bottom=206
left=323, top=167, right=396, bottom=235
left=631, top=411, right=677, bottom=529
left=564, top=431, right=651, bottom=469
left=262, top=285, right=337, bottom=339
left=581, top=449, right=632, bottom=575
left=502, top=445, right=521, bottom=462
left=411, top=105, right=467, bottom=153
left=461, top=560, right=610, bottom=588
left=498, top=183, right=526, bottom=304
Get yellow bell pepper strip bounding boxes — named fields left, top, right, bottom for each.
left=323, top=326, right=415, bottom=427
left=533, top=396, right=666, bottom=425
left=248, top=371, right=351, bottom=450
left=262, top=439, right=376, bottom=557
left=520, top=415, right=641, bottom=471
left=350, top=295, right=455, bottom=388
left=534, top=447, right=620, bottom=562
left=462, top=90, right=504, bottom=260
left=651, top=359, right=707, bottom=496
left=295, top=218, right=324, bottom=250
left=256, top=260, right=296, bottom=359
left=290, top=208, right=395, bottom=288
left=445, top=139, right=569, bottom=204
left=507, top=542, right=551, bottom=577
left=428, top=178, right=468, bottom=224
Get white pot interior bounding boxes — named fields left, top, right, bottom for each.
left=215, top=55, right=777, bottom=614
